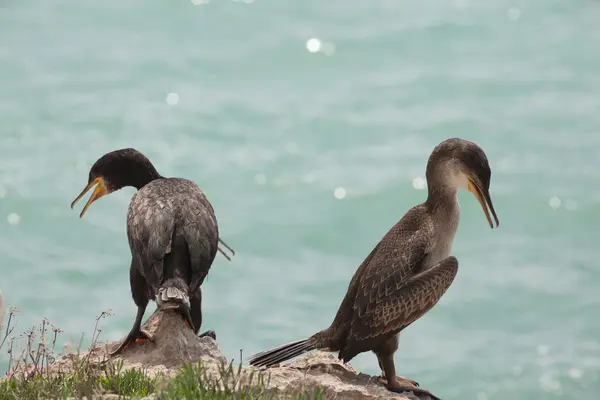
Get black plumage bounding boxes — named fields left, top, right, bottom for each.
left=248, top=138, right=499, bottom=397
left=71, top=148, right=234, bottom=355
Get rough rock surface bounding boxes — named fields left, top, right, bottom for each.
left=53, top=309, right=441, bottom=400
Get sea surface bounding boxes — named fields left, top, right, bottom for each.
left=1, top=1, right=600, bottom=398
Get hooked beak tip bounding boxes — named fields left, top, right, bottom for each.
left=468, top=178, right=497, bottom=230
left=71, top=177, right=107, bottom=219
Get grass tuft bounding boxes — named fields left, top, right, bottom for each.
left=0, top=309, right=325, bottom=399
left=160, top=358, right=324, bottom=399
left=99, top=360, right=156, bottom=397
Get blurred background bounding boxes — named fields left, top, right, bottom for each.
left=1, top=0, right=599, bottom=398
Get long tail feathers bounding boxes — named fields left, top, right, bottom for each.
left=157, top=286, right=189, bottom=307
left=247, top=338, right=316, bottom=368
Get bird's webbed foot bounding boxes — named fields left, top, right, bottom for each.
left=384, top=376, right=441, bottom=400
left=379, top=375, right=420, bottom=387
left=109, top=327, right=154, bottom=356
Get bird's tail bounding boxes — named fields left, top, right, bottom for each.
left=247, top=338, right=318, bottom=368
left=156, top=278, right=195, bottom=331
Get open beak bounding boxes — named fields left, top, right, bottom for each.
left=468, top=178, right=499, bottom=229
left=71, top=177, right=108, bottom=218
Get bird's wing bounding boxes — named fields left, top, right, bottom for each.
left=355, top=205, right=432, bottom=299
left=183, top=192, right=219, bottom=294
left=343, top=243, right=459, bottom=359
left=338, top=205, right=458, bottom=359
left=127, top=180, right=219, bottom=295
left=127, top=191, right=176, bottom=292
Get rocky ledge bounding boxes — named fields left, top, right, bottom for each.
left=25, top=309, right=441, bottom=400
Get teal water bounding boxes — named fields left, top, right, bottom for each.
left=1, top=0, right=600, bottom=398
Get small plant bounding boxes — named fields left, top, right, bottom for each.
left=161, top=359, right=272, bottom=399
left=99, top=359, right=156, bottom=397
left=160, top=356, right=325, bottom=400
left=0, top=310, right=325, bottom=399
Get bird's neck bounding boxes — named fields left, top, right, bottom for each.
left=424, top=161, right=465, bottom=219
left=130, top=168, right=162, bottom=190
left=425, top=185, right=461, bottom=226
left=422, top=187, right=461, bottom=269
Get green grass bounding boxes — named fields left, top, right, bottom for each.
left=0, top=359, right=324, bottom=399
left=159, top=360, right=323, bottom=400
left=0, top=360, right=154, bottom=399
left=0, top=309, right=325, bottom=400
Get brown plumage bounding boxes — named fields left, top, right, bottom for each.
left=248, top=138, right=499, bottom=398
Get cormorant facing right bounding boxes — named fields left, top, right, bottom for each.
left=248, top=138, right=499, bottom=396
left=71, top=148, right=235, bottom=356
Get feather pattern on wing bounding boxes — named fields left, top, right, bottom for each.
left=126, top=177, right=219, bottom=295
left=336, top=204, right=451, bottom=360
left=350, top=256, right=458, bottom=342
left=354, top=205, right=433, bottom=314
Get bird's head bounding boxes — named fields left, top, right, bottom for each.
left=426, top=138, right=499, bottom=229
left=71, top=148, right=159, bottom=218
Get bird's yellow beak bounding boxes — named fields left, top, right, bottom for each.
left=467, top=178, right=499, bottom=229
left=71, top=177, right=108, bottom=218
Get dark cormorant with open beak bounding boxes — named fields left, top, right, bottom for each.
left=71, top=148, right=234, bottom=355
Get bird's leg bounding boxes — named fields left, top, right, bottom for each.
left=378, top=353, right=420, bottom=388
left=190, top=288, right=216, bottom=340
left=377, top=354, right=386, bottom=378
left=377, top=350, right=442, bottom=400
left=109, top=305, right=153, bottom=356
left=377, top=357, right=419, bottom=387
left=379, top=353, right=443, bottom=399
left=172, top=303, right=195, bottom=332
left=375, top=335, right=419, bottom=387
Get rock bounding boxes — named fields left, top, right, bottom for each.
left=105, top=309, right=227, bottom=368
left=27, top=308, right=442, bottom=400
left=250, top=351, right=436, bottom=400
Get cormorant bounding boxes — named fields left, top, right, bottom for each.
left=248, top=138, right=499, bottom=396
left=71, top=148, right=234, bottom=355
